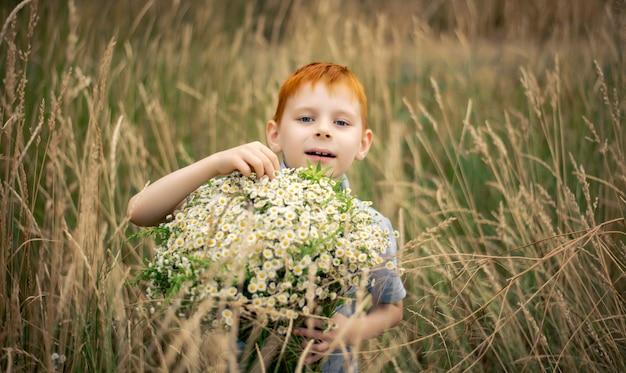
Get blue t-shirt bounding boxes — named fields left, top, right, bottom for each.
left=322, top=173, right=406, bottom=373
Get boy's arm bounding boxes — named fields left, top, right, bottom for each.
left=335, top=299, right=403, bottom=345
left=294, top=299, right=403, bottom=365
left=126, top=141, right=279, bottom=227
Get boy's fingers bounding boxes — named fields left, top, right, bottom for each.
left=259, top=145, right=280, bottom=170
left=300, top=339, right=328, bottom=364
left=304, top=353, right=322, bottom=365
left=232, top=159, right=253, bottom=177
left=247, top=147, right=279, bottom=178
left=242, top=154, right=270, bottom=178
left=261, top=154, right=279, bottom=177
left=296, top=328, right=323, bottom=341
left=310, top=340, right=329, bottom=353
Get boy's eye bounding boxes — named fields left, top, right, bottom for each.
left=298, top=116, right=313, bottom=123
left=334, top=120, right=349, bottom=127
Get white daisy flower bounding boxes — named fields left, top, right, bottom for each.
left=136, top=165, right=398, bottom=333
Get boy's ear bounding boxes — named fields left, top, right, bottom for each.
left=266, top=120, right=282, bottom=153
left=355, top=129, right=373, bottom=161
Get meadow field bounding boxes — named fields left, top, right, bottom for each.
left=1, top=0, right=625, bottom=371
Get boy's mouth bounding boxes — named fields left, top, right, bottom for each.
left=305, top=151, right=336, bottom=158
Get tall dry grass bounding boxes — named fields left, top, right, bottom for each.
left=1, top=0, right=624, bottom=371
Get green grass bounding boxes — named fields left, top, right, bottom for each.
left=1, top=0, right=625, bottom=371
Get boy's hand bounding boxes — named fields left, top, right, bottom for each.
left=214, top=141, right=280, bottom=179
left=292, top=301, right=403, bottom=365
left=294, top=313, right=352, bottom=365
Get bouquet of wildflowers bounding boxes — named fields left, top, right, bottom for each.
left=134, top=165, right=393, bottom=368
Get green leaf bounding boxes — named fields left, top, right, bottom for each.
left=127, top=226, right=172, bottom=246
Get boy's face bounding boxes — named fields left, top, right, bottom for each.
left=266, top=83, right=373, bottom=178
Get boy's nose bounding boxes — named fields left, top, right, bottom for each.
left=315, top=120, right=332, bottom=138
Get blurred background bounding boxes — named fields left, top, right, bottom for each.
left=1, top=0, right=625, bottom=371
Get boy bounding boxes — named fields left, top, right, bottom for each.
left=127, top=62, right=406, bottom=372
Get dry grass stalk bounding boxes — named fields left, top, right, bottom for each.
left=1, top=1, right=625, bottom=371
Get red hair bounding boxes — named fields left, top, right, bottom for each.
left=272, top=62, right=368, bottom=130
